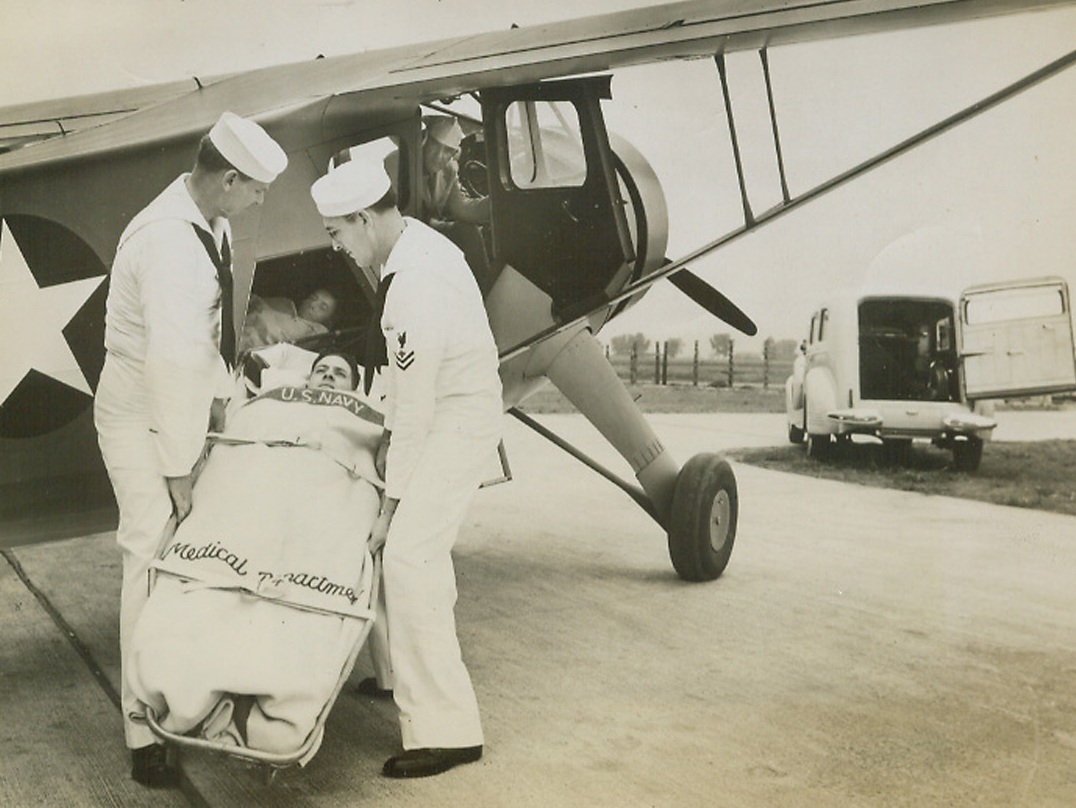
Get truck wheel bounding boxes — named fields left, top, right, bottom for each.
left=667, top=454, right=738, bottom=582
left=788, top=422, right=805, bottom=444
left=806, top=432, right=831, bottom=459
left=952, top=437, right=983, bottom=472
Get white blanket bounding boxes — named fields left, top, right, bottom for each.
left=128, top=387, right=383, bottom=758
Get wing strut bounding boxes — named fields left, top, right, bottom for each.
left=760, top=48, right=791, bottom=205
left=715, top=54, right=754, bottom=226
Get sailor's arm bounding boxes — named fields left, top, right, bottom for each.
left=382, top=271, right=447, bottom=501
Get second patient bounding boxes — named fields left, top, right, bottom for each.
left=239, top=287, right=339, bottom=353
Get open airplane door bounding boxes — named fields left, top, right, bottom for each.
left=959, top=277, right=1076, bottom=400
left=480, top=77, right=736, bottom=583
left=480, top=77, right=636, bottom=321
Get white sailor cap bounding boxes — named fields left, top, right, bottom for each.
left=425, top=116, right=463, bottom=150
left=311, top=156, right=391, bottom=218
left=329, top=137, right=398, bottom=171
left=208, top=111, right=288, bottom=183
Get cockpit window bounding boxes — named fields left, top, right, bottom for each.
left=505, top=100, right=586, bottom=189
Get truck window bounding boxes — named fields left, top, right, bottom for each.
left=964, top=286, right=1065, bottom=325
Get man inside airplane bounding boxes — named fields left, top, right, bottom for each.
left=93, top=111, right=288, bottom=788
left=419, top=116, right=495, bottom=294
left=418, top=116, right=489, bottom=228
left=126, top=349, right=384, bottom=762
left=238, top=286, right=340, bottom=353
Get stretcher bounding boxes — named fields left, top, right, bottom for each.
left=129, top=344, right=385, bottom=780
left=142, top=544, right=379, bottom=780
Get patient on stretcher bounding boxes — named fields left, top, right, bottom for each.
left=127, top=350, right=382, bottom=761
left=237, top=288, right=339, bottom=354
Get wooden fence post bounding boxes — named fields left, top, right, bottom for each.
left=692, top=340, right=699, bottom=387
left=654, top=342, right=661, bottom=384
left=727, top=339, right=735, bottom=388
left=630, top=344, right=638, bottom=384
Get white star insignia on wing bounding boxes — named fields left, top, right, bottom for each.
left=0, top=218, right=106, bottom=405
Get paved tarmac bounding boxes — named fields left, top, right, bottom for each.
left=2, top=410, right=1075, bottom=807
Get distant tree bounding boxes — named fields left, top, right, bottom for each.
left=709, top=333, right=732, bottom=357
left=771, top=338, right=799, bottom=361
left=664, top=337, right=683, bottom=359
left=763, top=336, right=776, bottom=359
left=611, top=333, right=652, bottom=356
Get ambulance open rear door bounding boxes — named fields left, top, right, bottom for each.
left=959, top=276, right=1076, bottom=400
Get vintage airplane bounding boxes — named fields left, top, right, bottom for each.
left=1, top=0, right=1073, bottom=579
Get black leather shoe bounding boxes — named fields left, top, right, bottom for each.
left=382, top=745, right=482, bottom=778
left=355, top=677, right=393, bottom=699
left=130, top=743, right=179, bottom=788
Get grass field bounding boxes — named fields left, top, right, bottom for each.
left=517, top=382, right=786, bottom=414
left=518, top=382, right=1076, bottom=518
left=728, top=439, right=1076, bottom=517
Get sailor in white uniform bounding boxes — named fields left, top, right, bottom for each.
left=311, top=152, right=502, bottom=779
left=94, top=111, right=286, bottom=788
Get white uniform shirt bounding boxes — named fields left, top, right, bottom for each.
left=380, top=218, right=501, bottom=500
left=102, top=174, right=233, bottom=476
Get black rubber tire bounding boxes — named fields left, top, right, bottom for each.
left=806, top=432, right=831, bottom=459
left=788, top=422, right=805, bottom=444
left=952, top=437, right=983, bottom=472
left=667, top=454, right=738, bottom=582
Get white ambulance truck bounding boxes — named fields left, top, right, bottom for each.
left=785, top=275, right=1076, bottom=470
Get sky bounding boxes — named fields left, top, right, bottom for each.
left=2, top=0, right=1075, bottom=354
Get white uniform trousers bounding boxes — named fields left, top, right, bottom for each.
left=379, top=422, right=497, bottom=750
left=101, top=460, right=172, bottom=749
left=95, top=363, right=175, bottom=750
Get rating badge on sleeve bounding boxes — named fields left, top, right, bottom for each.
left=394, top=331, right=414, bottom=370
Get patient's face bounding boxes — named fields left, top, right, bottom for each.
left=308, top=355, right=355, bottom=391
left=299, top=290, right=337, bottom=325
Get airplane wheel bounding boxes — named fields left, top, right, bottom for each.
left=667, top=454, right=738, bottom=582
left=788, top=422, right=805, bottom=444
left=951, top=437, right=983, bottom=472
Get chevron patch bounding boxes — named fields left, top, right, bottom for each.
left=394, top=330, right=414, bottom=370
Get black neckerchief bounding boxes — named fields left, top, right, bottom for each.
left=192, top=224, right=235, bottom=368
left=363, top=272, right=395, bottom=395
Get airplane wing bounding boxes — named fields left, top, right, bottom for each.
left=0, top=0, right=1070, bottom=172
left=0, top=80, right=212, bottom=153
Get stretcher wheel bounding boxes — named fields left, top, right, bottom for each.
left=667, top=453, right=738, bottom=582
